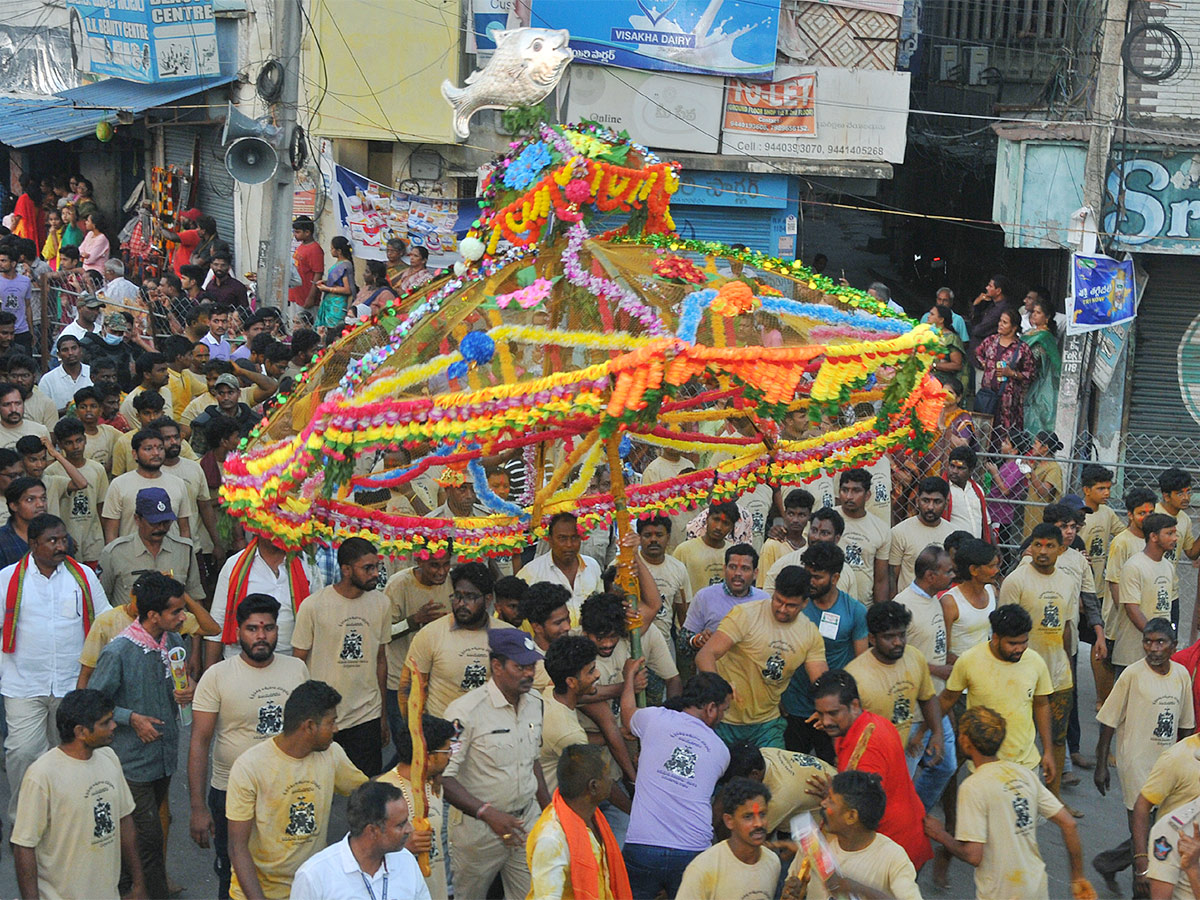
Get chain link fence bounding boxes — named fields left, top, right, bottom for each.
left=971, top=428, right=1200, bottom=641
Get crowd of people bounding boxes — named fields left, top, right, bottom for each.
left=0, top=187, right=1188, bottom=900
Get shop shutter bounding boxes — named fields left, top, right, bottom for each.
left=671, top=205, right=777, bottom=255
left=1126, top=256, right=1200, bottom=441
left=162, top=124, right=237, bottom=266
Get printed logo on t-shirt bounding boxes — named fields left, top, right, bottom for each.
left=285, top=799, right=317, bottom=836
left=1155, top=835, right=1173, bottom=860
left=761, top=653, right=785, bottom=682
left=1157, top=587, right=1170, bottom=614
left=256, top=701, right=284, bottom=736
left=72, top=491, right=91, bottom=517
left=93, top=798, right=114, bottom=839
left=1154, top=710, right=1176, bottom=739
left=1012, top=794, right=1032, bottom=830
left=1041, top=603, right=1060, bottom=629
left=934, top=627, right=946, bottom=656
left=843, top=543, right=864, bottom=569
left=662, top=746, right=698, bottom=779
left=892, top=695, right=911, bottom=725
left=1089, top=536, right=1104, bottom=559
left=339, top=631, right=364, bottom=661
left=821, top=490, right=835, bottom=509
left=1166, top=548, right=1178, bottom=562
left=461, top=662, right=487, bottom=690
left=708, top=575, right=723, bottom=586
left=874, top=482, right=888, bottom=504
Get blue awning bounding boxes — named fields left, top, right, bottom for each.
left=0, top=73, right=235, bottom=149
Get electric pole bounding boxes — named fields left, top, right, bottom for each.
left=257, top=0, right=304, bottom=312
left=1055, top=0, right=1129, bottom=459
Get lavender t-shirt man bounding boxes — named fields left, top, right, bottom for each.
left=626, top=705, right=731, bottom=851
left=0, top=272, right=31, bottom=335
left=683, top=583, right=768, bottom=634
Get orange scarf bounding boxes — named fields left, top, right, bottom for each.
left=551, top=790, right=631, bottom=900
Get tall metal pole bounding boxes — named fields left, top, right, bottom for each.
left=1055, top=0, right=1128, bottom=460
left=257, top=0, right=304, bottom=313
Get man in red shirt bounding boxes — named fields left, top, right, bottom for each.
left=160, top=208, right=202, bottom=276
left=289, top=216, right=324, bottom=309
left=811, top=668, right=933, bottom=872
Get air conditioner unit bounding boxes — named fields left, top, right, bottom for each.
left=937, top=45, right=960, bottom=82
left=967, top=46, right=990, bottom=85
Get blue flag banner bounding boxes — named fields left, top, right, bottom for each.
left=1066, top=253, right=1138, bottom=334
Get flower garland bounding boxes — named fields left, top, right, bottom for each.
left=562, top=222, right=669, bottom=337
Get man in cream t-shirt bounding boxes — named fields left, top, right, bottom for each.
left=1113, top=514, right=1179, bottom=669
left=678, top=778, right=781, bottom=900
left=999, top=523, right=1079, bottom=797
left=401, top=562, right=515, bottom=717
left=538, top=636, right=598, bottom=795
left=224, top=680, right=369, bottom=900
left=291, top=538, right=391, bottom=778
left=189, top=593, right=309, bottom=899
left=11, top=688, right=141, bottom=900
left=837, top=468, right=891, bottom=605
left=887, top=476, right=954, bottom=596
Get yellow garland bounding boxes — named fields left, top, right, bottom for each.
left=488, top=323, right=658, bottom=352
left=354, top=352, right=465, bottom=402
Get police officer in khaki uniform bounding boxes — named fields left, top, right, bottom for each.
left=442, top=628, right=549, bottom=899
left=96, top=488, right=206, bottom=606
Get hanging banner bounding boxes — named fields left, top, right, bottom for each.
left=722, top=65, right=910, bottom=163
left=1066, top=253, right=1139, bottom=334
left=723, top=71, right=817, bottom=138
left=66, top=0, right=219, bottom=83
left=333, top=166, right=479, bottom=269
left=529, top=0, right=780, bottom=80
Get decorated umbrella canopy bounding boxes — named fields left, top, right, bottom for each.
left=221, top=122, right=946, bottom=875
left=223, top=123, right=945, bottom=564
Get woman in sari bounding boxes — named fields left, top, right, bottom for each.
left=974, top=307, right=1036, bottom=444
left=397, top=245, right=435, bottom=294
left=929, top=302, right=968, bottom=393
left=1021, top=295, right=1061, bottom=435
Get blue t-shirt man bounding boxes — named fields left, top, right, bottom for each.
left=0, top=270, right=32, bottom=335
left=782, top=588, right=869, bottom=718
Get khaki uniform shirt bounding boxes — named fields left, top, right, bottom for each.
left=97, top=533, right=205, bottom=607
left=443, top=679, right=544, bottom=817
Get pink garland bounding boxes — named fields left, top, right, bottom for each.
left=562, top=222, right=668, bottom=337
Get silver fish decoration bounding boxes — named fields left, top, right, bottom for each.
left=441, top=28, right=573, bottom=140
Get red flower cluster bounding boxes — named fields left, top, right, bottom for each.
left=652, top=254, right=706, bottom=284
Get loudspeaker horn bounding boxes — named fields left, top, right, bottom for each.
left=225, top=137, right=278, bottom=184
left=221, top=104, right=281, bottom=146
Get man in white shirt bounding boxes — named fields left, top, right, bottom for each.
left=97, top=259, right=140, bottom=307
left=944, top=446, right=991, bottom=542
left=0, top=513, right=110, bottom=820
left=520, top=511, right=603, bottom=611
left=200, top=304, right=233, bottom=362
left=205, top=537, right=321, bottom=665
left=58, top=294, right=105, bottom=343
left=292, top=781, right=430, bottom=900
left=39, top=334, right=92, bottom=414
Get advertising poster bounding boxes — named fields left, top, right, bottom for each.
left=67, top=0, right=219, bottom=83
left=566, top=66, right=722, bottom=153
left=530, top=0, right=780, bottom=79
left=1066, top=253, right=1139, bottom=334
left=723, top=70, right=817, bottom=138
left=722, top=65, right=910, bottom=163
left=334, top=166, right=479, bottom=269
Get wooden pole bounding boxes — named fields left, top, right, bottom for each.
left=606, top=432, right=645, bottom=707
